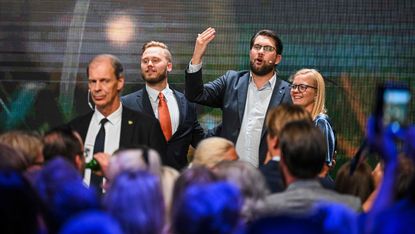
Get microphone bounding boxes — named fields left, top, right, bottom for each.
left=87, top=89, right=94, bottom=110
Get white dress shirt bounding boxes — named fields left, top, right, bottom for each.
left=83, top=104, right=122, bottom=186
left=146, top=84, right=180, bottom=135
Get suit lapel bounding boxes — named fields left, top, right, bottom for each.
left=79, top=112, right=94, bottom=142
left=173, top=90, right=185, bottom=128
left=261, top=78, right=285, bottom=137
left=141, top=88, right=156, bottom=118
left=237, top=73, right=250, bottom=125
left=119, top=107, right=135, bottom=148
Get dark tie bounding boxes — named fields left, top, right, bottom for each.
left=158, top=92, right=172, bottom=141
left=90, top=118, right=108, bottom=192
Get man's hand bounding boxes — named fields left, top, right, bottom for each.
left=92, top=152, right=111, bottom=178
left=191, top=27, right=216, bottom=65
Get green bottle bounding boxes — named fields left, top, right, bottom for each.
left=85, top=159, right=100, bottom=171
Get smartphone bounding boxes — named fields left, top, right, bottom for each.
left=374, top=83, right=411, bottom=133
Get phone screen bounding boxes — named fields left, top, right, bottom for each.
left=382, top=87, right=411, bottom=130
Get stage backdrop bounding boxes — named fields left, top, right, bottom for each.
left=1, top=0, right=414, bottom=162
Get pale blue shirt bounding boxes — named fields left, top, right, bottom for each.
left=236, top=73, right=276, bottom=167
left=146, top=84, right=180, bottom=135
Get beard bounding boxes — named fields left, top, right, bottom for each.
left=250, top=60, right=275, bottom=76
left=141, top=68, right=167, bottom=84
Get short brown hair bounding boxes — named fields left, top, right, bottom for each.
left=141, top=41, right=172, bottom=62
left=266, top=104, right=312, bottom=138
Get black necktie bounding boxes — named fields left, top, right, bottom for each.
left=90, top=118, right=108, bottom=192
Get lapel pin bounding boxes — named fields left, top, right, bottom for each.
left=128, top=120, right=133, bottom=125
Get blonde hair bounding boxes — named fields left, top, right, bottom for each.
left=291, top=68, right=326, bottom=119
left=141, top=41, right=172, bottom=62
left=266, top=104, right=312, bottom=137
left=0, top=130, right=43, bottom=165
left=193, top=137, right=235, bottom=168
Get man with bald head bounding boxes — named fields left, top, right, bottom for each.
left=68, top=54, right=166, bottom=192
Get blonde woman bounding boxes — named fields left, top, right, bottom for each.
left=290, top=69, right=336, bottom=180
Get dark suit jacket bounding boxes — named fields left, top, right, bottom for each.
left=185, top=69, right=292, bottom=166
left=121, top=88, right=205, bottom=170
left=259, top=160, right=285, bottom=194
left=68, top=105, right=167, bottom=163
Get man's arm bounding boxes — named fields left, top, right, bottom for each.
left=185, top=27, right=228, bottom=108
left=190, top=27, right=216, bottom=66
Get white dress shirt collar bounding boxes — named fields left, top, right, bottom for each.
left=146, top=84, right=174, bottom=102
left=249, top=72, right=277, bottom=90
left=93, top=103, right=122, bottom=126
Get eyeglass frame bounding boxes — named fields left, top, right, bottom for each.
left=252, top=44, right=276, bottom=52
left=290, top=83, right=317, bottom=93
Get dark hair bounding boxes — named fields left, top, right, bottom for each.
left=250, top=29, right=283, bottom=55
left=335, top=161, right=375, bottom=203
left=172, top=182, right=243, bottom=234
left=42, top=126, right=83, bottom=164
left=86, top=54, right=124, bottom=79
left=278, top=120, right=326, bottom=179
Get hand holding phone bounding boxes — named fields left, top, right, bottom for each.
left=374, top=83, right=411, bottom=134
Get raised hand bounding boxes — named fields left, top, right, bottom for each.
left=92, top=152, right=111, bottom=177
left=191, top=27, right=216, bottom=65
left=366, top=116, right=397, bottom=164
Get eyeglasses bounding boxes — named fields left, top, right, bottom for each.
left=290, top=84, right=317, bottom=93
left=252, top=44, right=276, bottom=52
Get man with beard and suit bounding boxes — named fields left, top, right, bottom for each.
left=122, top=41, right=205, bottom=170
left=185, top=27, right=292, bottom=167
left=68, top=54, right=166, bottom=191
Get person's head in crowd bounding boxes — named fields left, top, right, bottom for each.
left=172, top=166, right=218, bottom=208
left=33, top=157, right=100, bottom=233
left=335, top=161, right=375, bottom=204
left=172, top=181, right=243, bottom=234
left=43, top=126, right=85, bottom=172
left=59, top=211, right=123, bottom=234
left=105, top=170, right=165, bottom=234
left=170, top=166, right=217, bottom=233
left=0, top=170, right=45, bottom=234
left=266, top=104, right=312, bottom=162
left=192, top=137, right=238, bottom=168
left=278, top=120, right=326, bottom=185
left=0, top=143, right=28, bottom=171
left=0, top=130, right=43, bottom=169
left=107, top=146, right=162, bottom=183
left=108, top=146, right=179, bottom=216
left=249, top=29, right=283, bottom=76
left=290, top=68, right=326, bottom=120
left=213, top=160, right=270, bottom=222
left=86, top=54, right=125, bottom=117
